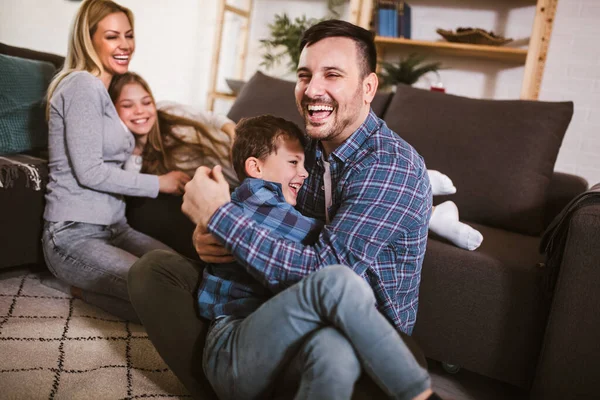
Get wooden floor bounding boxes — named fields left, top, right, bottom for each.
left=429, top=360, right=528, bottom=400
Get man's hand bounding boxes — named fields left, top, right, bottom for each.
left=193, top=224, right=235, bottom=263
left=182, top=165, right=231, bottom=230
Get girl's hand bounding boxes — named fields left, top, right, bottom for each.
left=158, top=171, right=190, bottom=195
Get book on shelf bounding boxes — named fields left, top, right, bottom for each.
left=374, top=0, right=412, bottom=39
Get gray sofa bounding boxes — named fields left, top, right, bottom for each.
left=2, top=43, right=599, bottom=399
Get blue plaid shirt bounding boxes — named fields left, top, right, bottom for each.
left=197, top=178, right=323, bottom=319
left=208, top=110, right=432, bottom=334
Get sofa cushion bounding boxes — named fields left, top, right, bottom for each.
left=413, top=223, right=549, bottom=388
left=0, top=54, right=56, bottom=154
left=227, top=71, right=305, bottom=127
left=227, top=71, right=392, bottom=128
left=384, top=84, right=573, bottom=235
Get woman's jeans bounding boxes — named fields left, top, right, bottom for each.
left=41, top=219, right=172, bottom=322
left=203, top=265, right=431, bottom=400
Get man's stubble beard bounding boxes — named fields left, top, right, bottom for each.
left=301, top=84, right=364, bottom=144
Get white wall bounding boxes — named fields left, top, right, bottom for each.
left=1, top=0, right=598, bottom=184
left=0, top=0, right=217, bottom=109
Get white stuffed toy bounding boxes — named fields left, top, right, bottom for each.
left=427, top=170, right=483, bottom=251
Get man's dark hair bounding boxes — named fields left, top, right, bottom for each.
left=232, top=115, right=308, bottom=181
left=299, top=19, right=377, bottom=78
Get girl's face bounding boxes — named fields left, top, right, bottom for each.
left=92, top=12, right=134, bottom=81
left=115, top=83, right=157, bottom=136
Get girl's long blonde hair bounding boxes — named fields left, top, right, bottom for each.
left=46, top=0, right=134, bottom=118
left=108, top=72, right=232, bottom=175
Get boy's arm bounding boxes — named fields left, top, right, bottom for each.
left=197, top=158, right=431, bottom=293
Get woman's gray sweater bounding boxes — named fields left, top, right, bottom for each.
left=44, top=71, right=159, bottom=225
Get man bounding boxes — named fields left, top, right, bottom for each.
left=129, top=20, right=433, bottom=400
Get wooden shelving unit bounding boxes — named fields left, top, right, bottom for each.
left=374, top=37, right=528, bottom=63
left=349, top=0, right=559, bottom=100
left=207, top=0, right=254, bottom=111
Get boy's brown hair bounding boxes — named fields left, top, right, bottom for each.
left=232, top=115, right=308, bottom=181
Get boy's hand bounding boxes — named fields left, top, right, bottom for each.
left=193, top=224, right=234, bottom=263
left=182, top=165, right=230, bottom=230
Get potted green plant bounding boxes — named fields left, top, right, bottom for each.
left=377, top=53, right=443, bottom=91
left=259, top=13, right=319, bottom=74
left=259, top=0, right=345, bottom=74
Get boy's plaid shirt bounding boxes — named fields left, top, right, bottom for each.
left=209, top=110, right=432, bottom=334
left=197, top=178, right=323, bottom=320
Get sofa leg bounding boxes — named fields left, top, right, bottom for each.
left=441, top=362, right=462, bottom=374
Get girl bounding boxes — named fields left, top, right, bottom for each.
left=42, top=0, right=188, bottom=322
left=108, top=72, right=239, bottom=188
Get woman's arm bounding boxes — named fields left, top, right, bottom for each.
left=60, top=73, right=160, bottom=198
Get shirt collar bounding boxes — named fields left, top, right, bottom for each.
left=233, top=178, right=285, bottom=203
left=313, top=109, right=381, bottom=164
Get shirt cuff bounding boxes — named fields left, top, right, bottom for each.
left=207, top=201, right=247, bottom=246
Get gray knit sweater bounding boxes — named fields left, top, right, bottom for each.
left=44, top=71, right=159, bottom=225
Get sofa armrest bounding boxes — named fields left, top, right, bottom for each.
left=544, top=172, right=588, bottom=228
left=532, top=203, right=600, bottom=400
left=0, top=154, right=48, bottom=269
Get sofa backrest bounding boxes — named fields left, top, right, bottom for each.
left=0, top=42, right=64, bottom=70
left=383, top=84, right=573, bottom=235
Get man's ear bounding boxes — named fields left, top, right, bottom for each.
left=363, top=72, right=379, bottom=104
left=245, top=157, right=263, bottom=179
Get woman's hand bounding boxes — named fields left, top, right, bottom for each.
left=158, top=171, right=190, bottom=195
left=193, top=224, right=234, bottom=263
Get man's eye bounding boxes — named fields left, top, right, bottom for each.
left=327, top=74, right=340, bottom=79
left=289, top=160, right=298, bottom=165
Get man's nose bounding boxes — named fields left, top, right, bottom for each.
left=304, top=77, right=325, bottom=98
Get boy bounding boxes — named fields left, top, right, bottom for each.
left=197, top=115, right=442, bottom=400
left=196, top=115, right=323, bottom=321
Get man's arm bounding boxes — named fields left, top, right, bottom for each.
left=204, top=157, right=431, bottom=293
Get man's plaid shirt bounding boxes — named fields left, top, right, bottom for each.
left=209, top=110, right=432, bottom=334
left=197, top=178, right=323, bottom=320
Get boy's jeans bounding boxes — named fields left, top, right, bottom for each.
left=42, top=219, right=172, bottom=321
left=203, top=265, right=430, bottom=400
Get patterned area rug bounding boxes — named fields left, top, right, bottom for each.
left=0, top=268, right=191, bottom=399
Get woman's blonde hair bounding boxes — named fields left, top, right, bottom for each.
left=46, top=0, right=134, bottom=117
left=108, top=72, right=232, bottom=175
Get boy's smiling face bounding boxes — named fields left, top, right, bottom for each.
left=254, top=136, right=308, bottom=206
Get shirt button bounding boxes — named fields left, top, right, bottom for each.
left=321, top=185, right=325, bottom=190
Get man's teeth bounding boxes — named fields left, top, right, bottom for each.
left=289, top=183, right=300, bottom=190
left=307, top=105, right=334, bottom=112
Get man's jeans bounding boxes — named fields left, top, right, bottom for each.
left=203, top=265, right=430, bottom=400
left=42, top=219, right=172, bottom=322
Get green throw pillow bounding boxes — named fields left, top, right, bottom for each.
left=0, top=53, right=56, bottom=154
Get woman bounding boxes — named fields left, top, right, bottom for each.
left=108, top=72, right=239, bottom=188
left=42, top=0, right=189, bottom=322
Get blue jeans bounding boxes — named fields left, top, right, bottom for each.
left=203, top=265, right=430, bottom=400
left=41, top=219, right=172, bottom=322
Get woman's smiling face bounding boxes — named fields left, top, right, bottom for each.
left=92, top=12, right=134, bottom=82
left=114, top=83, right=157, bottom=136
